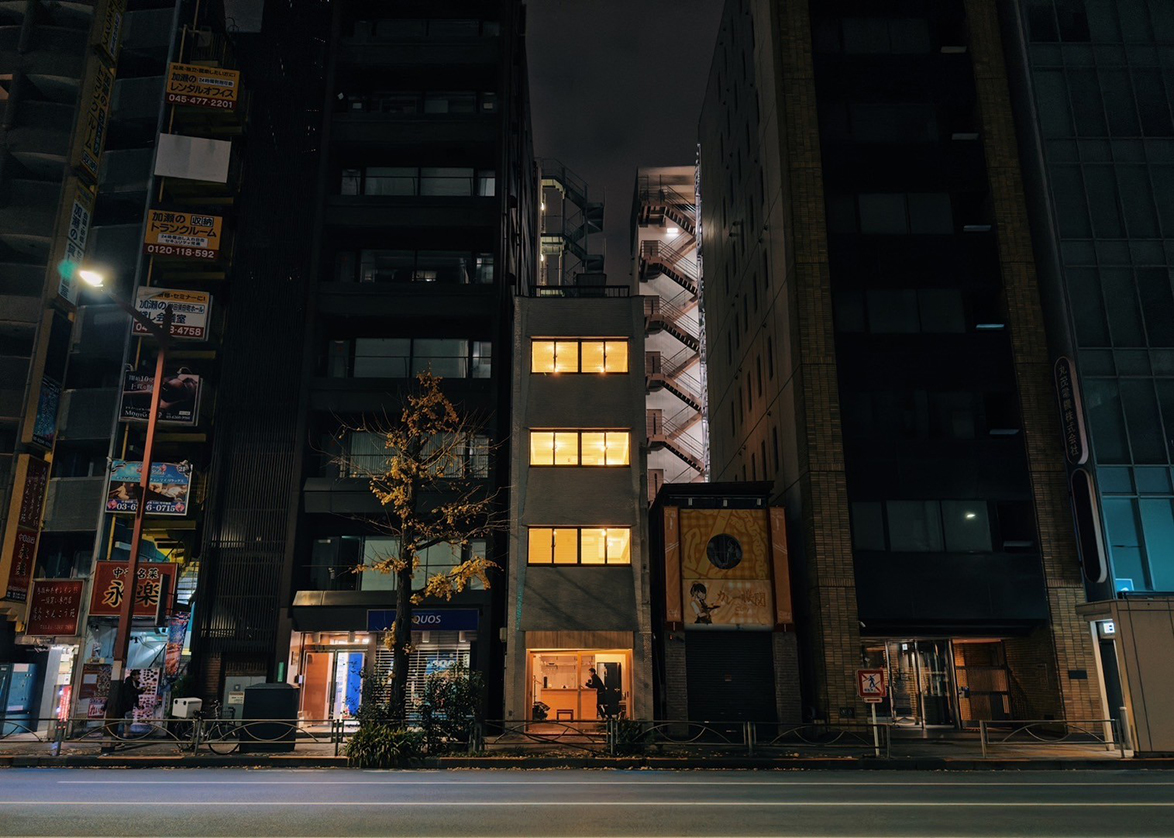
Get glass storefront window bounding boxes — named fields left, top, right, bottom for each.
left=528, top=649, right=631, bottom=721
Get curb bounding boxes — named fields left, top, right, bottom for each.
left=3, top=754, right=1173, bottom=770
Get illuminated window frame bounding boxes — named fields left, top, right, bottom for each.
left=528, top=430, right=631, bottom=467
left=531, top=339, right=629, bottom=374
left=526, top=526, right=632, bottom=566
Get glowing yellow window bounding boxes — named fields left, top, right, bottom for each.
left=553, top=432, right=579, bottom=465
left=580, top=432, right=607, bottom=466
left=580, top=341, right=606, bottom=373
left=606, top=528, right=631, bottom=564
left=604, top=341, right=629, bottom=373
left=552, top=528, right=578, bottom=564
left=529, top=432, right=555, bottom=465
left=531, top=341, right=555, bottom=373
left=580, top=528, right=607, bottom=564
left=553, top=341, right=579, bottom=373
left=528, top=528, right=553, bottom=564
left=604, top=432, right=630, bottom=466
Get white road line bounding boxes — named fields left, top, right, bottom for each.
left=53, top=780, right=1174, bottom=786
left=3, top=801, right=1173, bottom=807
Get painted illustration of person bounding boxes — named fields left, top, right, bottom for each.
left=689, top=582, right=720, bottom=624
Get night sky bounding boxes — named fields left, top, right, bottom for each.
left=527, top=0, right=724, bottom=280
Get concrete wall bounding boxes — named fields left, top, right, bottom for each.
left=505, top=294, right=652, bottom=719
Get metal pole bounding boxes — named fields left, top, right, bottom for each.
left=870, top=703, right=880, bottom=758
left=980, top=719, right=987, bottom=758
left=105, top=307, right=171, bottom=735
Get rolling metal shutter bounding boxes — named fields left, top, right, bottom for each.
left=685, top=632, right=776, bottom=722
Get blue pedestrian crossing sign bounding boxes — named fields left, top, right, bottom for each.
left=857, top=668, right=887, bottom=703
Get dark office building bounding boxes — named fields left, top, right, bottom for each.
left=1001, top=0, right=1174, bottom=752
left=191, top=0, right=535, bottom=718
left=699, top=0, right=1100, bottom=726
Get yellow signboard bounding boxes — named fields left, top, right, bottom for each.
left=165, top=63, right=241, bottom=110
left=679, top=509, right=773, bottom=628
left=95, top=0, right=126, bottom=65
left=74, top=62, right=115, bottom=182
left=144, top=209, right=223, bottom=260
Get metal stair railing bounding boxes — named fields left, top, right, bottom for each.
left=662, top=405, right=702, bottom=440
left=662, top=346, right=699, bottom=378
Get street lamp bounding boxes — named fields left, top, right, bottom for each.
left=80, top=269, right=173, bottom=738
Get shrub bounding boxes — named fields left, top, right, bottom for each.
left=612, top=719, right=651, bottom=756
left=418, top=660, right=483, bottom=754
left=344, top=724, right=425, bottom=768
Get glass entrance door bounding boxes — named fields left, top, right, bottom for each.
left=877, top=640, right=957, bottom=728
left=299, top=646, right=366, bottom=721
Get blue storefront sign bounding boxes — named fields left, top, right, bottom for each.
left=366, top=608, right=479, bottom=632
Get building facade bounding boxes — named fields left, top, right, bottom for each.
left=634, top=166, right=708, bottom=497
left=699, top=0, right=1101, bottom=726
left=1000, top=0, right=1174, bottom=751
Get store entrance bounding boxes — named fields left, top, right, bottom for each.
left=300, top=646, right=366, bottom=721
left=527, top=649, right=631, bottom=722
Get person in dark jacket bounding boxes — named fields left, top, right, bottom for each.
left=112, top=672, right=143, bottom=737
left=585, top=667, right=607, bottom=719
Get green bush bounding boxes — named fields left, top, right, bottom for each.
left=612, top=719, right=651, bottom=756
left=418, top=660, right=483, bottom=754
left=344, top=724, right=425, bottom=768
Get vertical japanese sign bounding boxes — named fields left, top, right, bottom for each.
left=165, top=611, right=190, bottom=675
left=27, top=310, right=73, bottom=448
left=95, top=0, right=125, bottom=64
left=25, top=579, right=85, bottom=636
left=0, top=455, right=51, bottom=602
left=55, top=180, right=97, bottom=306
left=1055, top=356, right=1089, bottom=465
left=88, top=561, right=177, bottom=618
left=73, top=62, right=116, bottom=183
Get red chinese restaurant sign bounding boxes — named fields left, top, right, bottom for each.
left=88, top=561, right=177, bottom=618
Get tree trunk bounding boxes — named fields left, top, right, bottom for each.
left=389, top=557, right=413, bottom=722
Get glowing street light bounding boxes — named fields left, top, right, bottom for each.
left=78, top=269, right=107, bottom=288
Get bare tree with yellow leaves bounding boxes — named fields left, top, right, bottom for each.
left=333, top=372, right=504, bottom=721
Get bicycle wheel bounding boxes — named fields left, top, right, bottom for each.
left=205, top=723, right=240, bottom=754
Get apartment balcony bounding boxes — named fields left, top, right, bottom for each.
left=330, top=113, right=496, bottom=150
left=57, top=388, right=118, bottom=442
left=323, top=195, right=497, bottom=230
left=41, top=476, right=105, bottom=532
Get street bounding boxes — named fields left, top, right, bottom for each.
left=0, top=768, right=1171, bottom=837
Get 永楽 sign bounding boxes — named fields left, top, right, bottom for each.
left=106, top=460, right=192, bottom=516
left=119, top=367, right=202, bottom=425
left=165, top=63, right=240, bottom=110
left=857, top=668, right=887, bottom=703
left=366, top=609, right=479, bottom=632
left=143, top=209, right=223, bottom=260
left=25, top=579, right=85, bottom=637
left=88, top=561, right=178, bottom=618
left=132, top=287, right=211, bottom=341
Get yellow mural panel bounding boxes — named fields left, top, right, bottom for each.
left=679, top=508, right=772, bottom=628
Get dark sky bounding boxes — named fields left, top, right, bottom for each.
left=527, top=0, right=724, bottom=280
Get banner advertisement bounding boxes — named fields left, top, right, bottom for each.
left=143, top=209, right=223, bottom=260
left=119, top=367, right=202, bottom=425
left=31, top=377, right=62, bottom=449
left=74, top=62, right=115, bottom=182
left=165, top=63, right=241, bottom=110
left=0, top=456, right=51, bottom=601
left=132, top=287, right=211, bottom=340
left=25, top=579, right=85, bottom=637
left=165, top=611, right=191, bottom=675
left=106, top=460, right=192, bottom=516
left=88, top=561, right=178, bottom=618
left=95, top=0, right=125, bottom=65
left=680, top=508, right=774, bottom=629
left=56, top=180, right=96, bottom=306
left=7, top=530, right=37, bottom=603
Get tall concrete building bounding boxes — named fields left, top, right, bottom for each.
left=504, top=165, right=651, bottom=722
left=1001, top=0, right=1174, bottom=752
left=699, top=0, right=1101, bottom=727
left=634, top=166, right=708, bottom=497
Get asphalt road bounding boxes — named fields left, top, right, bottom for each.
left=0, top=768, right=1171, bottom=837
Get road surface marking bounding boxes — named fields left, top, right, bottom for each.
left=54, top=779, right=1174, bottom=786
left=5, top=801, right=1174, bottom=807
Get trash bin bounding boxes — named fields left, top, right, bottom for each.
left=238, top=683, right=300, bottom=753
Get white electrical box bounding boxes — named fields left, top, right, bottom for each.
left=172, top=697, right=203, bottom=719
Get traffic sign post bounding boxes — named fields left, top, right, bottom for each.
left=856, top=669, right=887, bottom=757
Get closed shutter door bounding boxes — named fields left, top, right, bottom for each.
left=685, top=632, right=776, bottom=722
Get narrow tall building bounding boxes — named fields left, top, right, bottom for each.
left=700, top=0, right=1100, bottom=726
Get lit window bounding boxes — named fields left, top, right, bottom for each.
left=554, top=341, right=579, bottom=373
left=530, top=339, right=630, bottom=374
left=532, top=341, right=555, bottom=373
left=604, top=341, right=628, bottom=373
left=553, top=432, right=579, bottom=465
left=526, top=526, right=632, bottom=565
left=580, top=341, right=606, bottom=373
left=529, top=431, right=631, bottom=466
left=530, top=432, right=554, bottom=466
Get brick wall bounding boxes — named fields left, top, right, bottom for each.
left=965, top=0, right=1103, bottom=723
left=663, top=631, right=689, bottom=721
left=772, top=630, right=802, bottom=723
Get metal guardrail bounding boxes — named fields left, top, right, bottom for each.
left=979, top=718, right=1125, bottom=758
left=0, top=717, right=351, bottom=757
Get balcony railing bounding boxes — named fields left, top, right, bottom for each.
left=528, top=285, right=630, bottom=298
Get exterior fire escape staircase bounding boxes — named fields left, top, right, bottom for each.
left=646, top=406, right=706, bottom=473
left=643, top=295, right=700, bottom=352
left=646, top=348, right=704, bottom=412
left=639, top=239, right=699, bottom=298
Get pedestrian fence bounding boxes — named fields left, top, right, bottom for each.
left=978, top=718, right=1127, bottom=758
